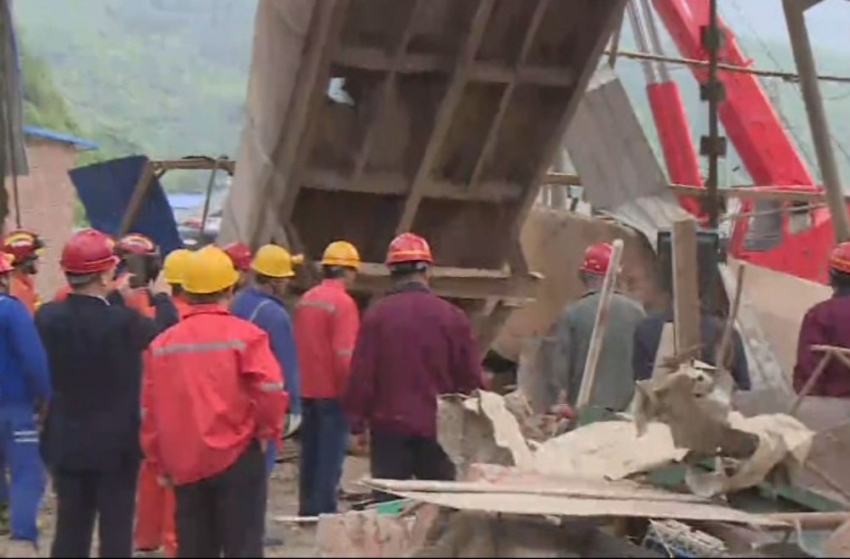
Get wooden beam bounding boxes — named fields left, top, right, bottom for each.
left=344, top=263, right=540, bottom=303
left=671, top=219, right=702, bottom=358
left=305, top=169, right=523, bottom=201
left=251, top=0, right=349, bottom=249
left=117, top=160, right=155, bottom=237
left=334, top=47, right=576, bottom=87
left=153, top=157, right=236, bottom=175
left=468, top=0, right=552, bottom=193
left=395, top=0, right=497, bottom=235
left=349, top=0, right=424, bottom=189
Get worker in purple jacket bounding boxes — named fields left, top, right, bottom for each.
left=794, top=242, right=850, bottom=398
left=342, top=233, right=483, bottom=498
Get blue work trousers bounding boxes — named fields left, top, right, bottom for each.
left=298, top=398, right=348, bottom=517
left=0, top=403, right=45, bottom=542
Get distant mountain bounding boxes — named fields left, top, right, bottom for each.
left=11, top=0, right=850, bottom=190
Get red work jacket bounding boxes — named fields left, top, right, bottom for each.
left=11, top=272, right=39, bottom=315
left=293, top=279, right=360, bottom=399
left=140, top=304, right=288, bottom=485
left=172, top=295, right=192, bottom=320
left=53, top=273, right=153, bottom=317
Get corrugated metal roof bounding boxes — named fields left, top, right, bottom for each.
left=23, top=125, right=98, bottom=151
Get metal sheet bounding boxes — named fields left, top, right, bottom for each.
left=563, top=66, right=691, bottom=248
left=70, top=155, right=183, bottom=255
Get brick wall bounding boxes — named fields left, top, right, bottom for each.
left=4, top=138, right=79, bottom=298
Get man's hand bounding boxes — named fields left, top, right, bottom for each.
left=114, top=273, right=134, bottom=299
left=156, top=475, right=173, bottom=489
left=149, top=271, right=171, bottom=296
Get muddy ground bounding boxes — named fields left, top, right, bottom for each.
left=12, top=449, right=371, bottom=557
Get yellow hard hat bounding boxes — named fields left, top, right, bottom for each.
left=182, top=245, right=239, bottom=295
left=162, top=249, right=193, bottom=285
left=251, top=244, right=304, bottom=278
left=321, top=240, right=361, bottom=270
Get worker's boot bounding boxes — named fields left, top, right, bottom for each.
left=4, top=539, right=38, bottom=558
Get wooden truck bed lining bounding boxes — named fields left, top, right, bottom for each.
left=222, top=0, right=626, bottom=346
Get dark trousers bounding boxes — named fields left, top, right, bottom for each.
left=174, top=441, right=266, bottom=558
left=50, top=463, right=139, bottom=558
left=298, top=398, right=348, bottom=517
left=369, top=429, right=455, bottom=502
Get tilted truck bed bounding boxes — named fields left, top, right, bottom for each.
left=220, top=0, right=626, bottom=349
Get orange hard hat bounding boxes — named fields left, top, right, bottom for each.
left=3, top=229, right=44, bottom=265
left=829, top=242, right=850, bottom=274
left=580, top=242, right=613, bottom=275
left=385, top=232, right=434, bottom=266
left=223, top=242, right=253, bottom=271
left=115, top=233, right=158, bottom=256
left=60, top=229, right=120, bottom=275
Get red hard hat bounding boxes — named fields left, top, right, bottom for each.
left=60, top=229, right=120, bottom=275
left=3, top=228, right=44, bottom=265
left=829, top=242, right=850, bottom=274
left=223, top=242, right=253, bottom=271
left=0, top=254, right=14, bottom=274
left=115, top=233, right=157, bottom=256
left=580, top=242, right=613, bottom=275
left=386, top=232, right=434, bottom=266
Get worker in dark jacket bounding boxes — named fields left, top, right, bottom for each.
left=0, top=252, right=50, bottom=558
left=537, top=242, right=645, bottom=413
left=342, top=233, right=483, bottom=499
left=632, top=304, right=751, bottom=390
left=794, top=242, right=850, bottom=398
left=35, top=228, right=178, bottom=558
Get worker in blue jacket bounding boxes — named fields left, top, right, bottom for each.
left=0, top=252, right=51, bottom=557
left=230, top=244, right=303, bottom=470
left=230, top=244, right=302, bottom=547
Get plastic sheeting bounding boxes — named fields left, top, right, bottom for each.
left=70, top=155, right=183, bottom=255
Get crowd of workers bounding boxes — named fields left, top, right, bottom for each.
left=0, top=224, right=845, bottom=557
left=0, top=226, right=482, bottom=558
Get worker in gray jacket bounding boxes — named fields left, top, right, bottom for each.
left=537, top=242, right=645, bottom=412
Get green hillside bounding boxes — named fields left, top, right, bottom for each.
left=12, top=0, right=850, bottom=190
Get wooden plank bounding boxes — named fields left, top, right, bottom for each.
left=305, top=168, right=522, bottom=201
left=394, top=0, right=497, bottom=235
left=153, top=157, right=236, bottom=175
left=469, top=0, right=552, bottom=192
left=671, top=219, right=701, bottom=356
left=349, top=0, right=425, bottom=189
left=506, top=0, right=628, bottom=274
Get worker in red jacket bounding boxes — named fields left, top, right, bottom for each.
left=293, top=240, right=361, bottom=517
left=133, top=248, right=193, bottom=558
left=794, top=242, right=850, bottom=398
left=342, top=233, right=484, bottom=500
left=140, top=245, right=288, bottom=558
left=2, top=229, right=45, bottom=315
left=223, top=242, right=253, bottom=292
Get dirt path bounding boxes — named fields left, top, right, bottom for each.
left=13, top=453, right=370, bottom=557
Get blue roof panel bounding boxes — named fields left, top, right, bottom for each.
left=23, top=125, right=98, bottom=151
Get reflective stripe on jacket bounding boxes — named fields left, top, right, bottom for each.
left=140, top=304, right=288, bottom=485
left=293, top=279, right=359, bottom=399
